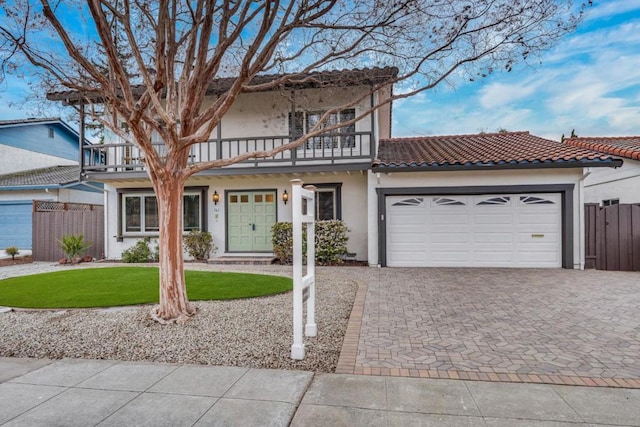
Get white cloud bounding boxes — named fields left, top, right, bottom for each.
left=585, top=0, right=640, bottom=22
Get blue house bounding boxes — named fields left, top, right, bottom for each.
left=0, top=118, right=103, bottom=250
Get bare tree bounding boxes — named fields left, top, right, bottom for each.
left=0, top=0, right=589, bottom=323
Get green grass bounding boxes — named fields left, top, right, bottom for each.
left=0, top=267, right=292, bottom=309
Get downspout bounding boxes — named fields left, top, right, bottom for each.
left=577, top=169, right=591, bottom=270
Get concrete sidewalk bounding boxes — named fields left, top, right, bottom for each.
left=1, top=358, right=640, bottom=426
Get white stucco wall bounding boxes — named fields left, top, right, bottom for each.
left=104, top=172, right=368, bottom=260
left=215, top=86, right=374, bottom=138
left=0, top=145, right=76, bottom=175
left=582, top=162, right=640, bottom=204
left=367, top=168, right=586, bottom=269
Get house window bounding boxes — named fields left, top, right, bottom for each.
left=602, top=198, right=619, bottom=206
left=289, top=109, right=356, bottom=149
left=48, top=128, right=54, bottom=138
left=308, top=183, right=342, bottom=220
left=123, top=192, right=202, bottom=234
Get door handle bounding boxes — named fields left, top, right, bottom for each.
left=251, top=223, right=256, bottom=231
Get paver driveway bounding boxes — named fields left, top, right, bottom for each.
left=337, top=268, right=640, bottom=387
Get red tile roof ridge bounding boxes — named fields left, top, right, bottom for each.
left=565, top=136, right=640, bottom=140
left=564, top=136, right=640, bottom=160
left=381, top=131, right=531, bottom=142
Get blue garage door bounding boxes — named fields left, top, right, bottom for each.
left=0, top=201, right=32, bottom=249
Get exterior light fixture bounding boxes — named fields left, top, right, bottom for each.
left=282, top=190, right=288, bottom=204
left=212, top=191, right=220, bottom=205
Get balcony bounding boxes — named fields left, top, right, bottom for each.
left=83, top=131, right=374, bottom=176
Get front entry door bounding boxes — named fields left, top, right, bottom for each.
left=227, top=190, right=276, bottom=252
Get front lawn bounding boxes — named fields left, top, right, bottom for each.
left=0, top=267, right=292, bottom=309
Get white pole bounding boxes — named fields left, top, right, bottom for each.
left=290, top=179, right=305, bottom=360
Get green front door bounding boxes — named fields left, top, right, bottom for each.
left=227, top=190, right=276, bottom=252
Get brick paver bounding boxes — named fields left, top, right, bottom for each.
left=336, top=268, right=640, bottom=388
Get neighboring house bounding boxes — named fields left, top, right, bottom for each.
left=0, top=118, right=103, bottom=249
left=48, top=69, right=621, bottom=269
left=564, top=136, right=639, bottom=205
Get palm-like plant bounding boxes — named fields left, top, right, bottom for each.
left=58, top=234, right=92, bottom=263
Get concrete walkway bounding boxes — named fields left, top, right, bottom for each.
left=2, top=357, right=640, bottom=426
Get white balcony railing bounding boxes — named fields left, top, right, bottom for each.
left=83, top=131, right=373, bottom=173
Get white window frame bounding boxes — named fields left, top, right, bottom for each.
left=122, top=192, right=202, bottom=236
left=290, top=108, right=357, bottom=150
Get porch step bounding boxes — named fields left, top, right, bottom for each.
left=208, top=256, right=277, bottom=265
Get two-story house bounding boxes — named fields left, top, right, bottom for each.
left=0, top=118, right=103, bottom=250
left=48, top=68, right=621, bottom=268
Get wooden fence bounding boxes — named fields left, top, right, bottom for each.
left=32, top=201, right=104, bottom=262
left=585, top=203, right=640, bottom=271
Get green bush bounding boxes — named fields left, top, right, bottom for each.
left=184, top=230, right=217, bottom=261
left=121, top=237, right=155, bottom=263
left=315, top=220, right=349, bottom=265
left=5, top=246, right=19, bottom=260
left=271, top=220, right=348, bottom=266
left=58, top=234, right=92, bottom=262
left=271, top=222, right=297, bottom=265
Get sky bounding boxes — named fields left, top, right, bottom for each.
left=392, top=0, right=640, bottom=141
left=0, top=0, right=638, bottom=142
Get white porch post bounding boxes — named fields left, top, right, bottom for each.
left=291, top=179, right=316, bottom=360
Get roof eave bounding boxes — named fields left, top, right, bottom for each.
left=371, top=159, right=623, bottom=172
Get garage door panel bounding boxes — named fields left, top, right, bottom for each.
left=389, top=233, right=427, bottom=244
left=0, top=202, right=32, bottom=249
left=388, top=216, right=425, bottom=226
left=387, top=192, right=562, bottom=268
left=431, top=252, right=470, bottom=263
left=431, top=232, right=470, bottom=243
left=474, top=214, right=513, bottom=225
left=474, top=252, right=514, bottom=263
left=431, top=214, right=469, bottom=225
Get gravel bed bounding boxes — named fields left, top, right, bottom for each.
left=0, top=264, right=361, bottom=373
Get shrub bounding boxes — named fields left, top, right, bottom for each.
left=184, top=230, right=217, bottom=261
left=271, top=222, right=297, bottom=265
left=315, top=220, right=349, bottom=265
left=58, top=234, right=92, bottom=263
left=5, top=246, right=19, bottom=260
left=121, top=237, right=154, bottom=263
left=271, top=220, right=348, bottom=266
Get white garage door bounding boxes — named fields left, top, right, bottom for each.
left=386, top=193, right=562, bottom=268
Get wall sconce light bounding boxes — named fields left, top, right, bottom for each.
left=282, top=190, right=288, bottom=205
left=212, top=191, right=220, bottom=205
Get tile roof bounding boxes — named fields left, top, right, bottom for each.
left=564, top=136, right=640, bottom=161
left=0, top=166, right=80, bottom=189
left=373, top=132, right=621, bottom=171
left=47, top=66, right=399, bottom=104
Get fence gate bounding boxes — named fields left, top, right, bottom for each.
left=32, top=201, right=104, bottom=262
left=584, top=203, right=640, bottom=271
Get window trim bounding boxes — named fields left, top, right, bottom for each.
left=602, top=198, right=620, bottom=207
left=308, top=183, right=342, bottom=220
left=116, top=186, right=207, bottom=240
left=289, top=108, right=357, bottom=149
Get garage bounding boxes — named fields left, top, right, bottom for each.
left=386, top=193, right=562, bottom=268
left=0, top=201, right=33, bottom=249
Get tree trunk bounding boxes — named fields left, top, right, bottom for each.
left=149, top=175, right=196, bottom=324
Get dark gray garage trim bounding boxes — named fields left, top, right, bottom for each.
left=376, top=184, right=575, bottom=269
